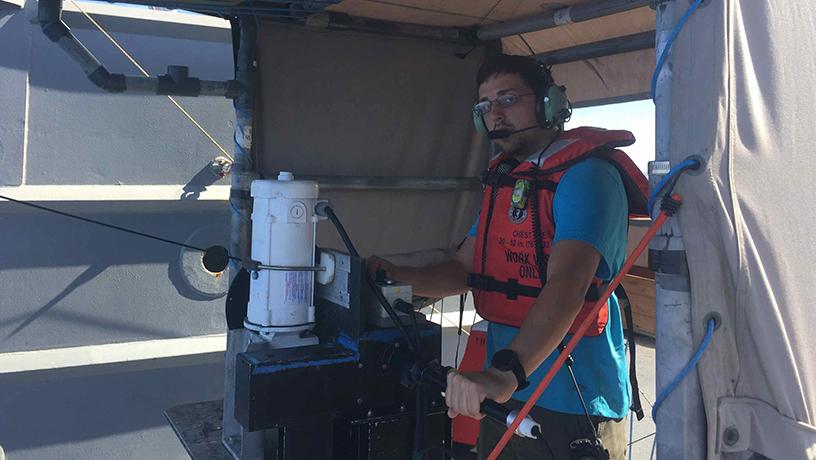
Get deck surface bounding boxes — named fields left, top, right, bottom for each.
left=165, top=400, right=232, bottom=460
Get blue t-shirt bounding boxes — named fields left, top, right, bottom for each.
left=467, top=157, right=631, bottom=419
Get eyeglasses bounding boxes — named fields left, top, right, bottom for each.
left=473, top=93, right=535, bottom=116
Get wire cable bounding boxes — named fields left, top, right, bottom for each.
left=631, top=431, right=655, bottom=446
left=454, top=293, right=465, bottom=366
left=0, top=193, right=239, bottom=261
left=68, top=0, right=233, bottom=163
left=321, top=205, right=418, bottom=354
left=651, top=0, right=705, bottom=101
left=518, top=34, right=536, bottom=56
left=454, top=0, right=504, bottom=59
left=427, top=304, right=470, bottom=336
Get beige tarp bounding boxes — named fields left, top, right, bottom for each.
left=329, top=0, right=656, bottom=105
left=668, top=1, right=816, bottom=458
left=257, top=22, right=486, bottom=259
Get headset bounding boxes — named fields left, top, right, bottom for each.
left=473, top=61, right=571, bottom=138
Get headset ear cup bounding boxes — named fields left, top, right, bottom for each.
left=473, top=110, right=488, bottom=136
left=543, top=84, right=570, bottom=128
left=535, top=89, right=555, bottom=129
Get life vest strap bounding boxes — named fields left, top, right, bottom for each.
left=467, top=273, right=540, bottom=300
left=614, top=284, right=645, bottom=420
left=480, top=170, right=558, bottom=190
left=468, top=273, right=601, bottom=302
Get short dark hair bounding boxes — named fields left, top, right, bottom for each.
left=476, top=54, right=552, bottom=95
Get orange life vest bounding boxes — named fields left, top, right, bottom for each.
left=468, top=127, right=648, bottom=335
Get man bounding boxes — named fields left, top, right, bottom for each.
left=369, top=54, right=647, bottom=459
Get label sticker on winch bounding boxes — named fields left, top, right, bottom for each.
left=284, top=272, right=309, bottom=305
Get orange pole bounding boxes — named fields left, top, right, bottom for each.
left=487, top=198, right=678, bottom=460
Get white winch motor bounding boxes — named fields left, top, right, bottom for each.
left=245, top=171, right=322, bottom=343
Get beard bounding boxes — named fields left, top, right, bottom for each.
left=493, top=130, right=538, bottom=158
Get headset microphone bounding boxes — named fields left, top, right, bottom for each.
left=487, top=125, right=538, bottom=140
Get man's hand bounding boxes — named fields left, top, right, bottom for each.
left=366, top=256, right=399, bottom=280
left=365, top=240, right=473, bottom=298
left=445, top=368, right=517, bottom=419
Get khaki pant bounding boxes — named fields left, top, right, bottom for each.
left=477, top=400, right=626, bottom=460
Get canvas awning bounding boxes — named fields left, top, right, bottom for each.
left=328, top=0, right=656, bottom=105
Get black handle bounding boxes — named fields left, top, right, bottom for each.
left=480, top=399, right=512, bottom=422
left=418, top=362, right=541, bottom=438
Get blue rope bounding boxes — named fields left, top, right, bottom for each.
left=233, top=103, right=252, bottom=117
left=651, top=0, right=705, bottom=101
left=647, top=158, right=699, bottom=218
left=651, top=318, right=716, bottom=420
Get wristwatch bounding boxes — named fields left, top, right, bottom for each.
left=490, top=349, right=530, bottom=391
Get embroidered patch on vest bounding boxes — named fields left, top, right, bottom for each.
left=508, top=206, right=528, bottom=224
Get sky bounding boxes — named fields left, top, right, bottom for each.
left=566, top=99, right=655, bottom=174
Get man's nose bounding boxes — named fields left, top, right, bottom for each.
left=485, top=106, right=506, bottom=126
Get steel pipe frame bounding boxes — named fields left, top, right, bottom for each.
left=651, top=1, right=707, bottom=458
left=300, top=176, right=481, bottom=192
left=534, top=31, right=655, bottom=66
left=304, top=11, right=478, bottom=45
left=37, top=0, right=242, bottom=97
left=478, top=0, right=653, bottom=41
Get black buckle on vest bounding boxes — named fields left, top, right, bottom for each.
left=467, top=273, right=541, bottom=300
left=505, top=278, right=520, bottom=300
left=481, top=170, right=514, bottom=187
left=469, top=272, right=603, bottom=303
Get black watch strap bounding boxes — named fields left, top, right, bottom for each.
left=490, top=349, right=530, bottom=391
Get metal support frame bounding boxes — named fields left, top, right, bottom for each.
left=305, top=11, right=478, bottom=45
left=222, top=19, right=262, bottom=460
left=535, top=31, right=655, bottom=66
left=477, top=0, right=652, bottom=41
left=651, top=1, right=707, bottom=458
left=37, top=0, right=242, bottom=97
left=299, top=176, right=481, bottom=192
left=228, top=17, right=258, bottom=266
left=222, top=329, right=269, bottom=460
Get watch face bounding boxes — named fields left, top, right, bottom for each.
left=492, top=349, right=516, bottom=370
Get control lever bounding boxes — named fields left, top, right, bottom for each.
left=415, top=361, right=542, bottom=439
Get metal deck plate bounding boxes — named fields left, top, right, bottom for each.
left=165, top=399, right=232, bottom=460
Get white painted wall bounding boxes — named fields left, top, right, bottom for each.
left=0, top=2, right=235, bottom=458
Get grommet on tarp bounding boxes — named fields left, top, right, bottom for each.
left=723, top=426, right=740, bottom=446
left=684, top=154, right=706, bottom=176
left=703, top=312, right=722, bottom=331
